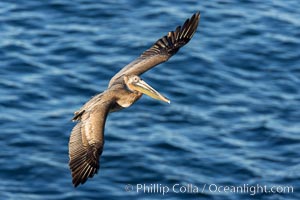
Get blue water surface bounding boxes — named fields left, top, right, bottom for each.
left=0, top=0, right=299, bottom=199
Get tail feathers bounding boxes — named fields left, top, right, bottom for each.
left=69, top=146, right=101, bottom=187
left=72, top=110, right=85, bottom=121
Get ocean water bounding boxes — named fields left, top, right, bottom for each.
left=0, top=0, right=299, bottom=199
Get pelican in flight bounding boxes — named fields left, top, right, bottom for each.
left=69, top=12, right=200, bottom=187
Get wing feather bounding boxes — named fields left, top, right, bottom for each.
left=109, top=11, right=200, bottom=86
left=69, top=100, right=112, bottom=187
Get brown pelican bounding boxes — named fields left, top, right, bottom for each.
left=69, top=12, right=200, bottom=187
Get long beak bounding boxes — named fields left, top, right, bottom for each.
left=132, top=79, right=170, bottom=104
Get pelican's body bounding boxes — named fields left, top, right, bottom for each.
left=69, top=12, right=200, bottom=187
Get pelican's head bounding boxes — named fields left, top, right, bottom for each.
left=124, top=75, right=170, bottom=104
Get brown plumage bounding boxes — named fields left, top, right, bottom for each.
left=69, top=11, right=200, bottom=187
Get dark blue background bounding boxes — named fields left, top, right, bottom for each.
left=0, top=0, right=299, bottom=199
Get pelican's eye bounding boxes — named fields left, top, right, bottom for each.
left=133, top=76, right=139, bottom=83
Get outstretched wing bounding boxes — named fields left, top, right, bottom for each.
left=69, top=100, right=112, bottom=187
left=109, top=11, right=200, bottom=86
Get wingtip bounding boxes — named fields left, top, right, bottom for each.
left=193, top=11, right=201, bottom=21
left=193, top=11, right=200, bottom=16
left=192, top=11, right=201, bottom=22
left=70, top=162, right=99, bottom=188
left=69, top=135, right=101, bottom=188
left=72, top=180, right=80, bottom=188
